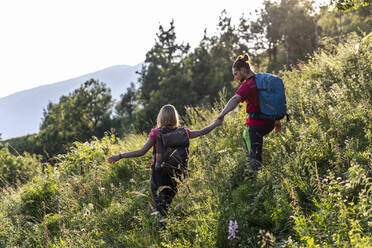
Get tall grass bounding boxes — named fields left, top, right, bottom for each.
left=0, top=33, right=371, bottom=247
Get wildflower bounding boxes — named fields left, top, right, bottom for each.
left=84, top=209, right=90, bottom=217
left=336, top=177, right=342, bottom=182
left=228, top=220, right=238, bottom=240
left=322, top=178, right=328, bottom=183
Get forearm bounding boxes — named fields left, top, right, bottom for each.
left=200, top=123, right=217, bottom=135
left=218, top=95, right=240, bottom=119
left=119, top=149, right=146, bottom=159
left=108, top=138, right=153, bottom=164
left=190, top=123, right=216, bottom=138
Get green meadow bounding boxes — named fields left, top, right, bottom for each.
left=0, top=33, right=371, bottom=247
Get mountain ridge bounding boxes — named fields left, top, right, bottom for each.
left=0, top=64, right=142, bottom=139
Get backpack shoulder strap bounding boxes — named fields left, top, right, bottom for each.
left=161, top=127, right=189, bottom=147
left=155, top=128, right=167, bottom=165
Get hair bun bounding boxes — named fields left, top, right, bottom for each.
left=233, top=54, right=251, bottom=71
left=236, top=54, right=249, bottom=62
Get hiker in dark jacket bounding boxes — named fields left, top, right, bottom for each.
left=108, top=104, right=221, bottom=218
left=217, top=54, right=282, bottom=172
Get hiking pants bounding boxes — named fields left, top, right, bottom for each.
left=150, top=167, right=180, bottom=217
left=242, top=123, right=275, bottom=171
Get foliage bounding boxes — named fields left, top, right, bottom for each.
left=125, top=1, right=371, bottom=133
left=330, top=0, right=370, bottom=11
left=38, top=79, right=113, bottom=158
left=0, top=143, right=42, bottom=188
left=250, top=0, right=319, bottom=72
left=135, top=14, right=249, bottom=131
left=134, top=20, right=192, bottom=131
left=4, top=1, right=371, bottom=156
left=0, top=33, right=370, bottom=247
left=115, top=82, right=137, bottom=121
left=318, top=4, right=372, bottom=41
left=2, top=134, right=43, bottom=156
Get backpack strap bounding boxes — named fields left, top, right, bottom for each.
left=245, top=74, right=261, bottom=118
left=161, top=127, right=189, bottom=147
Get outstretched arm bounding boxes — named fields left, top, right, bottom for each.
left=107, top=138, right=154, bottom=163
left=189, top=119, right=222, bottom=139
left=217, top=94, right=242, bottom=121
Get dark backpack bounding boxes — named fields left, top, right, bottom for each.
left=250, top=73, right=288, bottom=121
left=154, top=127, right=189, bottom=174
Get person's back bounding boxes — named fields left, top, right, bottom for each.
left=108, top=104, right=221, bottom=221
left=154, top=126, right=189, bottom=174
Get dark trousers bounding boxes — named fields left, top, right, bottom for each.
left=242, top=123, right=275, bottom=171
left=150, top=167, right=180, bottom=217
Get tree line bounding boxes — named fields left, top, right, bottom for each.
left=3, top=0, right=371, bottom=160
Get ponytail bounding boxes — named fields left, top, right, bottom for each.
left=233, top=54, right=251, bottom=72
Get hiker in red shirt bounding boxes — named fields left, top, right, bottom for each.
left=217, top=54, right=281, bottom=172
left=108, top=104, right=221, bottom=220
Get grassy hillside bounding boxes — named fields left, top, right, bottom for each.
left=0, top=33, right=371, bottom=247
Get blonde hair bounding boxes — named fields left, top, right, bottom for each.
left=156, top=104, right=180, bottom=128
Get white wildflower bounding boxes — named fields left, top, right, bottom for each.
left=228, top=220, right=238, bottom=240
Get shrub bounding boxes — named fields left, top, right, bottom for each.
left=0, top=143, right=42, bottom=188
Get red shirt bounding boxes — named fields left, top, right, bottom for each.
left=235, top=77, right=271, bottom=126
left=148, top=127, right=191, bottom=167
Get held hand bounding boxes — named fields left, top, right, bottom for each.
left=107, top=154, right=121, bottom=164
left=274, top=120, right=281, bottom=133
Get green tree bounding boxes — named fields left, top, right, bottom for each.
left=137, top=20, right=190, bottom=104
left=135, top=12, right=248, bottom=131
left=115, top=82, right=137, bottom=122
left=330, top=0, right=370, bottom=10
left=3, top=134, right=42, bottom=156
left=39, top=79, right=113, bottom=157
left=135, top=20, right=190, bottom=131
left=112, top=82, right=138, bottom=136
left=318, top=4, right=372, bottom=40
left=186, top=10, right=243, bottom=105
left=251, top=0, right=318, bottom=72
left=0, top=143, right=41, bottom=188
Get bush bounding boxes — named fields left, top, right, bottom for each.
left=0, top=143, right=42, bottom=188
left=20, top=175, right=59, bottom=222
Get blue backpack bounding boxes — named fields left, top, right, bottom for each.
left=250, top=73, right=288, bottom=121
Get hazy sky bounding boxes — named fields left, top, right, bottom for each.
left=0, top=0, right=270, bottom=98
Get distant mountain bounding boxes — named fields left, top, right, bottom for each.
left=0, top=64, right=142, bottom=140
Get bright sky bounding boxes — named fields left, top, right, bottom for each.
left=0, top=0, right=269, bottom=98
